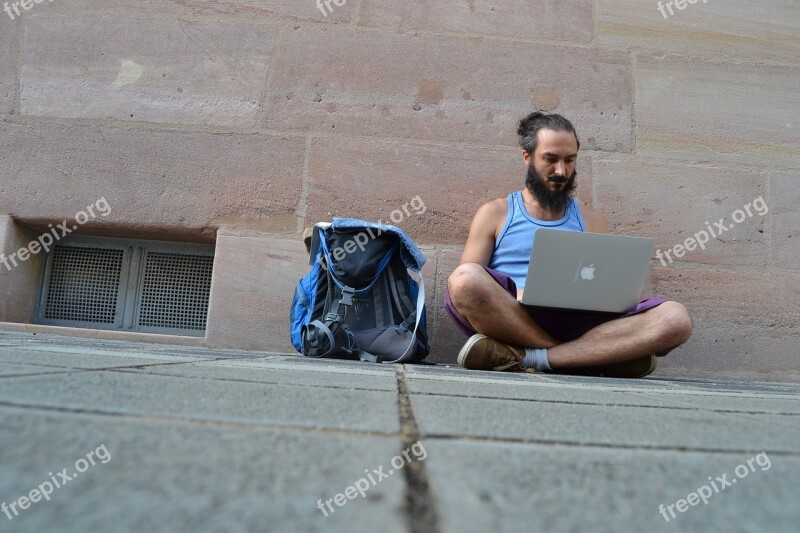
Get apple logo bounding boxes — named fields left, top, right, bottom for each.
left=580, top=264, right=596, bottom=280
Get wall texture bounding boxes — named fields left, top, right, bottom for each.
left=0, top=0, right=797, bottom=381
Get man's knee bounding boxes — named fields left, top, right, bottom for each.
left=447, top=263, right=493, bottom=308
left=654, top=301, right=693, bottom=345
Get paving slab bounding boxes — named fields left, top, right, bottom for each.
left=0, top=346, right=214, bottom=369
left=410, top=394, right=800, bottom=453
left=0, top=371, right=399, bottom=434
left=534, top=372, right=800, bottom=395
left=405, top=374, right=800, bottom=415
left=0, top=332, right=797, bottom=532
left=0, top=407, right=406, bottom=533
left=405, top=363, right=697, bottom=390
left=422, top=439, right=800, bottom=533
left=243, top=355, right=402, bottom=373
left=120, top=359, right=399, bottom=392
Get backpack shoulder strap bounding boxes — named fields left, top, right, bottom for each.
left=394, top=273, right=425, bottom=363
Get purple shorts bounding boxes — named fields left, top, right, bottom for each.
left=444, top=265, right=674, bottom=357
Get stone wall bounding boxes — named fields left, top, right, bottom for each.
left=0, top=1, right=797, bottom=380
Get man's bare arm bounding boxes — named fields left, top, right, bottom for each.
left=459, top=199, right=506, bottom=266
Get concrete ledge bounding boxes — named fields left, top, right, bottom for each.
left=0, top=322, right=205, bottom=347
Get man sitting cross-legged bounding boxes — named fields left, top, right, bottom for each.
left=444, top=112, right=693, bottom=377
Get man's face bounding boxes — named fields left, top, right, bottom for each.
left=523, top=129, right=578, bottom=213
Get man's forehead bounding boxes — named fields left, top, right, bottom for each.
left=536, top=129, right=578, bottom=154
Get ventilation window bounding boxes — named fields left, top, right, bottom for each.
left=137, top=252, right=214, bottom=331
left=44, top=246, right=124, bottom=324
left=36, top=237, right=215, bottom=336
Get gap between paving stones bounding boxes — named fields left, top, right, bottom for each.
left=108, top=367, right=397, bottom=394
left=0, top=401, right=397, bottom=438
left=0, top=359, right=229, bottom=380
left=395, top=366, right=442, bottom=533
left=7, top=394, right=789, bottom=461
left=415, top=433, right=800, bottom=458
left=199, top=358, right=396, bottom=376
left=0, top=344, right=263, bottom=362
left=105, top=359, right=397, bottom=392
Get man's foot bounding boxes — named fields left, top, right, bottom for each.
left=457, top=334, right=533, bottom=372
left=562, top=354, right=657, bottom=379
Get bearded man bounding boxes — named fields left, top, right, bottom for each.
left=444, top=112, right=693, bottom=377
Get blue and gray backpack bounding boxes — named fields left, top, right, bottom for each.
left=290, top=217, right=429, bottom=363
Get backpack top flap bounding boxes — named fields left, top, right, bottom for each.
left=323, top=227, right=398, bottom=289
left=308, top=218, right=426, bottom=273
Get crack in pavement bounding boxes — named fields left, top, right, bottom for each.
left=396, top=366, right=441, bottom=533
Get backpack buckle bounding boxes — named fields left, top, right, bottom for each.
left=340, top=286, right=355, bottom=306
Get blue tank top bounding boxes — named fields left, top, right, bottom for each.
left=488, top=191, right=586, bottom=289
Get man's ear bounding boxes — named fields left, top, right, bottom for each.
left=522, top=149, right=532, bottom=166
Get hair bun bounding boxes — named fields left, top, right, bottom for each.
left=517, top=111, right=544, bottom=136
left=516, top=111, right=579, bottom=153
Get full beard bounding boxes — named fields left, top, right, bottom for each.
left=525, top=165, right=578, bottom=216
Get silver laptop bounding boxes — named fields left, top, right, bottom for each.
left=520, top=228, right=653, bottom=313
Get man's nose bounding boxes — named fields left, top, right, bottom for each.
left=555, top=160, right=566, bottom=176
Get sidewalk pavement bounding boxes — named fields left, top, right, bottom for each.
left=0, top=331, right=798, bottom=533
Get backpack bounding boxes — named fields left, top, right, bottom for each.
left=290, top=217, right=429, bottom=363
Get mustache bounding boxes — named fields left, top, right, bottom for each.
left=525, top=165, right=577, bottom=214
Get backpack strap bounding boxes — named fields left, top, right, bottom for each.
left=302, top=317, right=359, bottom=358
left=302, top=285, right=359, bottom=358
left=393, top=274, right=425, bottom=363
left=383, top=263, right=426, bottom=363
left=303, top=319, right=336, bottom=357
left=387, top=266, right=417, bottom=330
left=354, top=350, right=384, bottom=364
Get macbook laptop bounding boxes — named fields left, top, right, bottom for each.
left=519, top=228, right=654, bottom=313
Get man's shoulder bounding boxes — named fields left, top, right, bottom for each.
left=468, top=197, right=510, bottom=239
left=478, top=197, right=511, bottom=224
left=479, top=197, right=509, bottom=215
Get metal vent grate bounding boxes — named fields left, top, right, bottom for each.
left=43, top=246, right=124, bottom=324
left=36, top=236, right=215, bottom=336
left=137, top=252, right=214, bottom=331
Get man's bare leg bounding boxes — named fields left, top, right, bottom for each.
left=448, top=263, right=693, bottom=368
left=448, top=263, right=561, bottom=349
left=547, top=301, right=692, bottom=368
